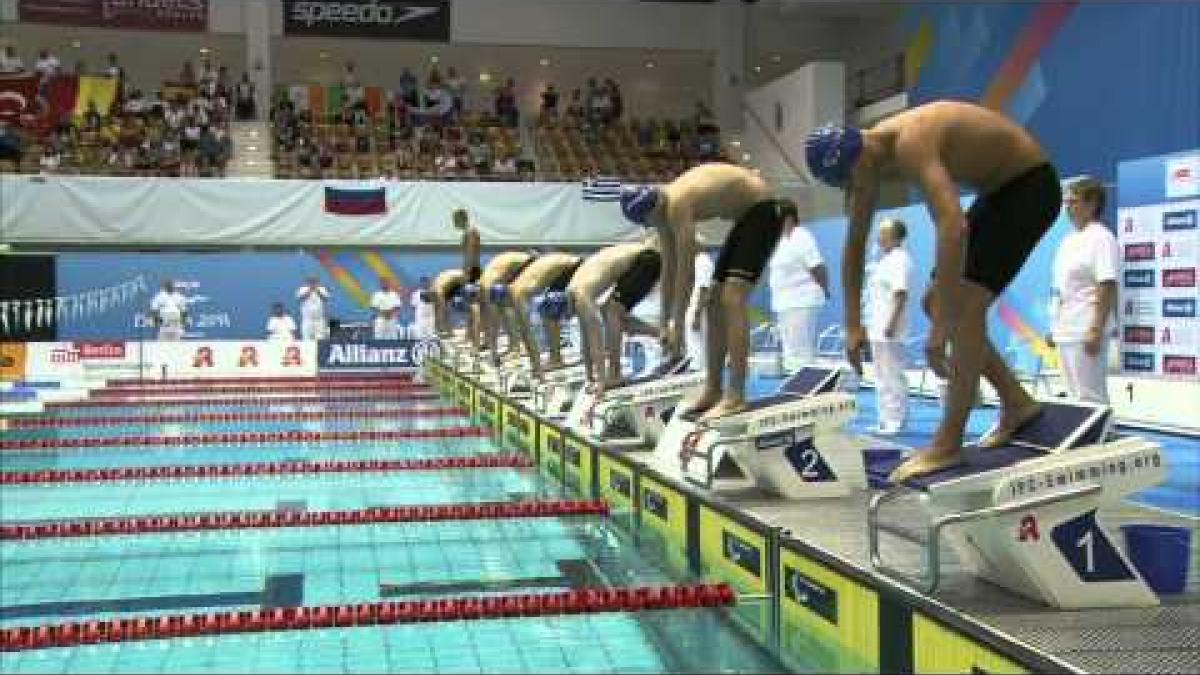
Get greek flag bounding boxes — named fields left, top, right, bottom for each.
left=582, top=176, right=623, bottom=202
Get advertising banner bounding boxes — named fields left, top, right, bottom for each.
left=1117, top=149, right=1200, bottom=379
left=143, top=341, right=317, bottom=379
left=317, top=338, right=440, bottom=371
left=19, top=0, right=209, bottom=32
left=282, top=0, right=450, bottom=40
left=0, top=343, right=28, bottom=382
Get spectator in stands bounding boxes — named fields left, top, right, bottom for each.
left=355, top=128, right=371, bottom=154
left=235, top=72, right=256, bottom=120
left=342, top=61, right=360, bottom=88
left=494, top=151, right=517, bottom=177
left=266, top=303, right=297, bottom=341
left=445, top=66, right=465, bottom=118
left=123, top=89, right=147, bottom=116
left=397, top=67, right=418, bottom=106
left=34, top=49, right=60, bottom=78
left=495, top=77, right=518, bottom=128
left=71, top=59, right=86, bottom=76
left=317, top=141, right=334, bottom=177
left=198, top=58, right=218, bottom=88
left=540, top=84, right=559, bottom=124
left=179, top=60, right=196, bottom=86
left=694, top=100, right=718, bottom=135
left=104, top=53, right=123, bottom=79
left=164, top=100, right=185, bottom=132
left=82, top=102, right=103, bottom=132
left=38, top=144, right=60, bottom=174
left=605, top=78, right=623, bottom=122
left=0, top=46, right=23, bottom=74
left=564, top=89, right=584, bottom=129
left=428, top=66, right=443, bottom=87
left=160, top=132, right=181, bottom=176
left=435, top=144, right=459, bottom=177
left=394, top=141, right=415, bottom=174
left=216, top=66, right=231, bottom=97
left=467, top=130, right=492, bottom=174
left=295, top=135, right=316, bottom=175
left=189, top=94, right=211, bottom=127
left=181, top=118, right=202, bottom=176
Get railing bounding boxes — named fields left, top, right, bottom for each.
left=848, top=53, right=906, bottom=109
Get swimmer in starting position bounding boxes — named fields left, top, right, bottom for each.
left=494, top=251, right=586, bottom=379
left=478, top=249, right=538, bottom=363
left=431, top=268, right=467, bottom=338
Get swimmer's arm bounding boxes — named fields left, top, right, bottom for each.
left=915, top=161, right=966, bottom=326
left=843, top=178, right=879, bottom=329
left=656, top=219, right=678, bottom=335
left=463, top=230, right=481, bottom=272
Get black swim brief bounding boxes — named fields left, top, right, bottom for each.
left=546, top=257, right=584, bottom=293
left=610, top=249, right=662, bottom=312
left=964, top=162, right=1061, bottom=295
left=713, top=200, right=790, bottom=284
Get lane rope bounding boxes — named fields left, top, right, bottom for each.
left=0, top=426, right=493, bottom=451
left=10, top=407, right=468, bottom=428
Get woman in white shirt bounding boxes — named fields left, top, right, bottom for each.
left=768, top=221, right=829, bottom=370
left=1048, top=177, right=1118, bottom=404
left=295, top=276, right=330, bottom=340
left=866, top=219, right=915, bottom=434
left=266, top=303, right=298, bottom=341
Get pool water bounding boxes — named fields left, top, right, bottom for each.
left=1, top=382, right=791, bottom=674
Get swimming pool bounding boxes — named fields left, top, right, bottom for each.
left=0, top=377, right=793, bottom=674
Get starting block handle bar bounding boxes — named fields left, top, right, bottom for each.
left=869, top=483, right=1103, bottom=594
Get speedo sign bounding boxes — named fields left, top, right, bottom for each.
left=283, top=0, right=450, bottom=40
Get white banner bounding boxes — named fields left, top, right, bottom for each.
left=20, top=341, right=319, bottom=380
left=0, top=176, right=642, bottom=246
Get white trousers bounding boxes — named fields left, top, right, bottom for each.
left=373, top=317, right=400, bottom=341
left=301, top=317, right=328, bottom=341
left=413, top=316, right=436, bottom=339
left=870, top=339, right=909, bottom=430
left=1058, top=339, right=1110, bottom=404
left=157, top=326, right=184, bottom=341
left=778, top=307, right=821, bottom=370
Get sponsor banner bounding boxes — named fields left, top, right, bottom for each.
left=282, top=0, right=451, bottom=40
left=317, top=338, right=440, bottom=371
left=1166, top=154, right=1200, bottom=200
left=1123, top=325, right=1155, bottom=346
left=1123, top=242, right=1155, bottom=262
left=144, top=341, right=317, bottom=379
left=1163, top=355, right=1197, bottom=376
left=1162, top=267, right=1197, bottom=288
left=1123, top=268, right=1156, bottom=289
left=1162, top=297, right=1197, bottom=318
left=1122, top=351, right=1156, bottom=374
left=23, top=342, right=86, bottom=380
left=1163, top=208, right=1197, bottom=231
left=0, top=343, right=28, bottom=381
left=19, top=0, right=209, bottom=32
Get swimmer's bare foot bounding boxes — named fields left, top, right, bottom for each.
left=977, top=402, right=1044, bottom=449
left=700, top=396, right=749, bottom=421
left=681, top=389, right=722, bottom=417
left=887, top=445, right=964, bottom=483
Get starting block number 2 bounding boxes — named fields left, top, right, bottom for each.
left=783, top=440, right=837, bottom=482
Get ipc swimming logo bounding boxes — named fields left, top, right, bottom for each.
left=410, top=339, right=441, bottom=366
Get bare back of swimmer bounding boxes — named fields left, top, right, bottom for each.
left=499, top=252, right=584, bottom=378
left=805, top=100, right=1059, bottom=482
left=479, top=250, right=536, bottom=361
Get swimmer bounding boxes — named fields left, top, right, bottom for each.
left=620, top=163, right=796, bottom=421
left=805, top=100, right=1060, bottom=482
left=567, top=237, right=665, bottom=397
left=494, top=252, right=585, bottom=379
left=453, top=208, right=483, bottom=347
left=430, top=268, right=466, bottom=338
left=478, top=249, right=538, bottom=363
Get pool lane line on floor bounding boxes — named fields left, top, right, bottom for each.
left=0, top=454, right=531, bottom=485
left=0, top=426, right=492, bottom=451
left=0, top=500, right=610, bottom=541
left=8, top=407, right=469, bottom=428
left=0, top=583, right=736, bottom=653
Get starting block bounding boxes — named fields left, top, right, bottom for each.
left=531, top=361, right=591, bottom=419
left=564, top=357, right=702, bottom=449
left=868, top=400, right=1168, bottom=608
left=656, top=367, right=868, bottom=499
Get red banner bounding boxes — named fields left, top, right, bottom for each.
left=19, top=0, right=208, bottom=32
left=0, top=73, right=39, bottom=122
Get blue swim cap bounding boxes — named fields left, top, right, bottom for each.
left=537, top=292, right=572, bottom=320
left=488, top=284, right=509, bottom=304
left=449, top=294, right=467, bottom=313
left=462, top=283, right=481, bottom=302
left=620, top=186, right=661, bottom=226
left=804, top=124, right=863, bottom=187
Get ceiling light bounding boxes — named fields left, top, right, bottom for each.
left=430, top=55, right=440, bottom=64
left=479, top=72, right=492, bottom=83
left=741, top=152, right=752, bottom=162
left=318, top=51, right=330, bottom=60
left=753, top=65, right=762, bottom=73
left=70, top=40, right=81, bottom=49
left=645, top=61, right=656, bottom=69
left=539, top=58, right=550, bottom=67
left=729, top=140, right=741, bottom=147
left=199, top=47, right=210, bottom=55
left=770, top=54, right=782, bottom=64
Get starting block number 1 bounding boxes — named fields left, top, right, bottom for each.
left=1049, top=510, right=1136, bottom=582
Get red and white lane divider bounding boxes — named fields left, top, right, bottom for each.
left=0, top=427, right=492, bottom=451
left=107, top=374, right=417, bottom=387
left=92, top=383, right=430, bottom=398
left=0, top=583, right=735, bottom=653
left=45, top=392, right=442, bottom=409
left=0, top=499, right=609, bottom=541
left=0, top=454, right=532, bottom=485
left=10, top=407, right=467, bottom=428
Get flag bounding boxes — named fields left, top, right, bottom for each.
left=325, top=186, right=387, bottom=216
left=162, top=81, right=198, bottom=103
left=0, top=73, right=39, bottom=122
left=582, top=176, right=624, bottom=202
left=72, top=76, right=118, bottom=119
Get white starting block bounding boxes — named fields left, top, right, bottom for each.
left=564, top=357, right=703, bottom=450
left=868, top=400, right=1168, bottom=608
left=531, top=361, right=591, bottom=419
left=655, top=367, right=868, bottom=499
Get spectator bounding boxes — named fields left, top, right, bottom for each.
left=296, top=135, right=316, bottom=174
left=71, top=59, right=86, bottom=76
left=39, top=144, right=61, bottom=174
left=317, top=141, right=334, bottom=176
left=427, top=66, right=443, bottom=88
left=467, top=131, right=492, bottom=174
left=355, top=129, right=371, bottom=154
left=83, top=102, right=103, bottom=132
left=495, top=77, right=518, bottom=127
left=445, top=66, right=465, bottom=117
left=636, top=118, right=654, bottom=148
left=235, top=72, right=256, bottom=120
left=159, top=132, right=181, bottom=176
left=493, top=151, right=517, bottom=176
left=34, top=49, right=60, bottom=78
left=370, top=279, right=404, bottom=340
left=695, top=100, right=719, bottom=135
left=540, top=84, right=559, bottom=123
left=435, top=145, right=459, bottom=177
left=564, top=89, right=584, bottom=128
left=342, top=61, right=360, bottom=89
left=179, top=60, right=196, bottom=86
left=0, top=46, right=23, bottom=74
left=266, top=303, right=298, bottom=341
left=164, top=101, right=185, bottom=131
left=397, top=67, right=418, bottom=106
left=198, top=58, right=218, bottom=88
left=216, top=66, right=231, bottom=97
left=104, top=53, right=123, bottom=79
left=605, top=78, right=623, bottom=122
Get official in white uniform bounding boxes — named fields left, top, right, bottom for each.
left=768, top=221, right=828, bottom=370
left=266, top=303, right=298, bottom=341
left=370, top=279, right=404, bottom=340
left=295, top=276, right=330, bottom=341
left=411, top=277, right=436, bottom=339
left=866, top=219, right=915, bottom=434
left=686, top=251, right=715, bottom=367
left=1049, top=177, right=1118, bottom=404
left=149, top=280, right=188, bottom=341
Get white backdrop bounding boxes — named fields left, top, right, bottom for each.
left=0, top=176, right=641, bottom=246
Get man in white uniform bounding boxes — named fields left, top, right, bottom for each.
left=295, top=276, right=330, bottom=341
left=769, top=221, right=828, bottom=370
left=1048, top=177, right=1118, bottom=404
left=266, top=303, right=298, bottom=341
left=411, top=276, right=436, bottom=339
left=149, top=280, right=188, bottom=341
left=370, top=278, right=404, bottom=340
left=686, top=250, right=715, bottom=366
left=866, top=219, right=915, bottom=434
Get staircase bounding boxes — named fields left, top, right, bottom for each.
left=227, top=121, right=274, bottom=178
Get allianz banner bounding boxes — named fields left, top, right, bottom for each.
left=283, top=0, right=451, bottom=40
left=318, top=338, right=441, bottom=371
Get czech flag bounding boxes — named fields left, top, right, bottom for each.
left=324, top=186, right=387, bottom=216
